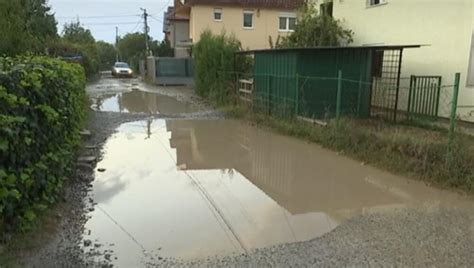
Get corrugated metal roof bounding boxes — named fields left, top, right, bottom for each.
left=236, top=45, right=423, bottom=54
left=188, top=0, right=305, bottom=9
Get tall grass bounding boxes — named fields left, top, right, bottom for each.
left=193, top=30, right=250, bottom=105
left=227, top=105, right=474, bottom=193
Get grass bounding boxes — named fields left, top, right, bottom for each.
left=222, top=104, right=474, bottom=193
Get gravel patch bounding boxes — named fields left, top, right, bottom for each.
left=153, top=208, right=474, bottom=267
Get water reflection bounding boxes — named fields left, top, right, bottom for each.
left=85, top=119, right=474, bottom=266
left=91, top=90, right=202, bottom=114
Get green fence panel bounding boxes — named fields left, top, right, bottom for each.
left=252, top=48, right=372, bottom=119
left=407, top=75, right=442, bottom=120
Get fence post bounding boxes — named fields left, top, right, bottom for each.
left=267, top=74, right=272, bottom=115
left=336, top=70, right=342, bottom=119
left=446, top=72, right=461, bottom=162
left=407, top=75, right=415, bottom=121
left=357, top=72, right=363, bottom=117
left=295, top=74, right=299, bottom=117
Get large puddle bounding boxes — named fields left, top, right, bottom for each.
left=90, top=90, right=203, bottom=114
left=84, top=119, right=474, bottom=266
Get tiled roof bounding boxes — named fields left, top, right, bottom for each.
left=188, top=0, right=305, bottom=9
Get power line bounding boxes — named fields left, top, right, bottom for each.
left=82, top=22, right=141, bottom=26
left=56, top=14, right=141, bottom=19
left=154, top=0, right=172, bottom=16
left=149, top=15, right=164, bottom=24
left=129, top=19, right=144, bottom=33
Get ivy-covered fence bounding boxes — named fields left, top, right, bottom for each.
left=0, top=57, right=86, bottom=233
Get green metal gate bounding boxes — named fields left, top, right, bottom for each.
left=407, top=75, right=442, bottom=120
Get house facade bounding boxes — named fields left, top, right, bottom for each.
left=332, top=0, right=474, bottom=119
left=188, top=0, right=305, bottom=49
left=163, top=1, right=192, bottom=58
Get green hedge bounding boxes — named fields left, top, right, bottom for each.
left=0, top=56, right=86, bottom=233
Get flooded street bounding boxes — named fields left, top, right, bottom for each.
left=85, top=118, right=474, bottom=266
left=70, top=77, right=474, bottom=267
left=87, top=77, right=207, bottom=115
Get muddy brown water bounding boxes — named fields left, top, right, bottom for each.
left=90, top=90, right=202, bottom=114
left=82, top=118, right=474, bottom=266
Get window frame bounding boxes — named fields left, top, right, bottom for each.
left=367, top=0, right=387, bottom=8
left=467, top=31, right=474, bottom=87
left=243, top=10, right=254, bottom=29
left=213, top=8, right=222, bottom=22
left=278, top=12, right=297, bottom=32
left=320, top=1, right=334, bottom=17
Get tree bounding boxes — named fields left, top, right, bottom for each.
left=153, top=39, right=174, bottom=57
left=96, top=41, right=117, bottom=70
left=117, top=33, right=148, bottom=70
left=280, top=2, right=354, bottom=48
left=63, top=21, right=95, bottom=45
left=0, top=0, right=58, bottom=55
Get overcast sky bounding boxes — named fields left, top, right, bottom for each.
left=48, top=0, right=170, bottom=43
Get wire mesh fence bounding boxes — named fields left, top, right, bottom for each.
left=231, top=71, right=474, bottom=156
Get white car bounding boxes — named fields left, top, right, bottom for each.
left=112, top=62, right=133, bottom=78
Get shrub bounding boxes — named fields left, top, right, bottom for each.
left=193, top=30, right=250, bottom=105
left=0, top=56, right=86, bottom=234
left=280, top=2, right=354, bottom=48
left=47, top=40, right=99, bottom=79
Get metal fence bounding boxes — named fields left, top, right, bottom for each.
left=232, top=71, right=474, bottom=160
left=154, top=57, right=194, bottom=85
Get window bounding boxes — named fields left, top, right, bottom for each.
left=214, top=8, right=222, bottom=21
left=468, top=32, right=474, bottom=86
left=367, top=0, right=387, bottom=7
left=279, top=13, right=296, bottom=32
left=243, top=10, right=253, bottom=29
left=320, top=1, right=333, bottom=17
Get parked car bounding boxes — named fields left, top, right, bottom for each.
left=112, top=62, right=133, bottom=78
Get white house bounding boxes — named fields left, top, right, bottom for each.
left=332, top=0, right=474, bottom=120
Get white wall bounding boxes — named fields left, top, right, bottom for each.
left=334, top=0, right=474, bottom=120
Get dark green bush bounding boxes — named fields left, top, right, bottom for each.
left=47, top=40, right=99, bottom=79
left=193, top=30, right=251, bottom=105
left=0, top=56, right=86, bottom=234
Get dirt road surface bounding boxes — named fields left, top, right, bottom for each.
left=27, top=76, right=474, bottom=267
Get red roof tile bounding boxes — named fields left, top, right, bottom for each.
left=188, top=0, right=305, bottom=10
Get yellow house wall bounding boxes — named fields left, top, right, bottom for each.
left=190, top=5, right=295, bottom=50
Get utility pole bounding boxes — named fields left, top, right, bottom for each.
left=115, top=26, right=119, bottom=62
left=141, top=8, right=151, bottom=56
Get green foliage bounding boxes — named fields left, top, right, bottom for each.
left=0, top=0, right=58, bottom=55
left=280, top=2, right=354, bottom=48
left=47, top=39, right=99, bottom=79
left=45, top=22, right=102, bottom=79
left=96, top=41, right=117, bottom=71
left=117, top=32, right=148, bottom=71
left=193, top=30, right=250, bottom=105
left=117, top=33, right=174, bottom=71
left=154, top=39, right=174, bottom=57
left=62, top=22, right=95, bottom=45
left=0, top=56, right=86, bottom=234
